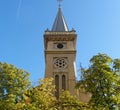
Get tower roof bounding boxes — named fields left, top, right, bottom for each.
left=52, top=7, right=69, bottom=32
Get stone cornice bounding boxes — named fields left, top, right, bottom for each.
left=45, top=50, right=76, bottom=54
left=44, top=31, right=76, bottom=35
left=44, top=35, right=76, bottom=41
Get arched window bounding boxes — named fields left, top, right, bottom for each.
left=62, top=75, right=66, bottom=90
left=55, top=75, right=59, bottom=98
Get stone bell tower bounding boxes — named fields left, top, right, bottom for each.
left=44, top=5, right=77, bottom=97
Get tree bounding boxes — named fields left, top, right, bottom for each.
left=23, top=78, right=89, bottom=110
left=58, top=91, right=90, bottom=110
left=76, top=53, right=120, bottom=109
left=0, top=62, right=88, bottom=110
left=0, top=62, right=30, bottom=110
left=23, top=78, right=57, bottom=110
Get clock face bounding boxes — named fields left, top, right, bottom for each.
left=57, top=43, right=64, bottom=49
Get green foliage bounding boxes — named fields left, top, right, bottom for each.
left=0, top=62, right=87, bottom=110
left=58, top=91, right=90, bottom=110
left=23, top=78, right=57, bottom=110
left=24, top=79, right=88, bottom=110
left=0, top=62, right=30, bottom=110
left=77, top=53, right=120, bottom=109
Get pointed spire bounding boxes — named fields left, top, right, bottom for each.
left=52, top=6, right=69, bottom=32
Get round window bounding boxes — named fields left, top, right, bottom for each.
left=57, top=43, right=64, bottom=49
left=54, top=58, right=67, bottom=69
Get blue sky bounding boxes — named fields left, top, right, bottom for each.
left=0, top=0, right=120, bottom=83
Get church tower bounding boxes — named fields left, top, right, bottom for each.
left=44, top=5, right=77, bottom=97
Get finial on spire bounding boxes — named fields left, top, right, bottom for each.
left=57, top=0, right=63, bottom=7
